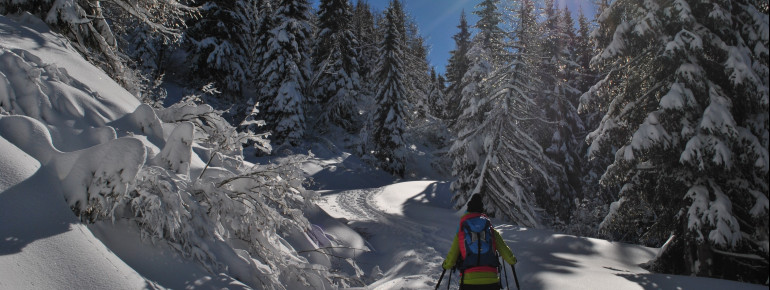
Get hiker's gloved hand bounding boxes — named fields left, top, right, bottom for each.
left=442, top=259, right=453, bottom=270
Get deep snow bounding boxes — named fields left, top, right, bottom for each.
left=0, top=12, right=767, bottom=290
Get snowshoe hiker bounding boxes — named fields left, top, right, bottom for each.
left=442, top=193, right=517, bottom=290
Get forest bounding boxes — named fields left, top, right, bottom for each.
left=1, top=0, right=768, bottom=285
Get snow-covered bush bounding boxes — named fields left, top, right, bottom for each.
left=157, top=85, right=271, bottom=170
left=1, top=32, right=357, bottom=286
left=116, top=93, right=342, bottom=288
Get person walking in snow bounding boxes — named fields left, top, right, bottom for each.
left=442, top=193, right=517, bottom=289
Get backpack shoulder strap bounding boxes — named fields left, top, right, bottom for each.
left=459, top=212, right=484, bottom=225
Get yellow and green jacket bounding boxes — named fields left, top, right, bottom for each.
left=442, top=213, right=517, bottom=285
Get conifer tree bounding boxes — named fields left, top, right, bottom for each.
left=444, top=10, right=473, bottom=122
left=427, top=68, right=448, bottom=119
left=449, top=9, right=498, bottom=207
left=369, top=0, right=409, bottom=177
left=583, top=0, right=769, bottom=282
left=351, top=0, right=378, bottom=85
left=253, top=0, right=275, bottom=90
left=312, top=0, right=362, bottom=133
left=350, top=0, right=382, bottom=115
left=574, top=8, right=597, bottom=102
left=450, top=0, right=552, bottom=227
left=449, top=0, right=503, bottom=210
left=258, top=0, right=313, bottom=148
left=378, top=7, right=431, bottom=128
left=449, top=41, right=494, bottom=206
left=120, top=21, right=172, bottom=106
left=185, top=0, right=252, bottom=98
left=452, top=0, right=509, bottom=135
left=537, top=0, right=584, bottom=221
left=473, top=0, right=507, bottom=65
left=572, top=7, right=611, bottom=236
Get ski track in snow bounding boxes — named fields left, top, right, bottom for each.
left=325, top=187, right=442, bottom=253
left=334, top=189, right=381, bottom=222
left=318, top=185, right=449, bottom=289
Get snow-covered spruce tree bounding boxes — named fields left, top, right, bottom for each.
left=583, top=0, right=769, bottom=282
left=444, top=10, right=473, bottom=123
left=450, top=43, right=564, bottom=228
left=449, top=0, right=505, bottom=212
left=185, top=0, right=258, bottom=100
left=427, top=68, right=449, bottom=120
left=535, top=0, right=584, bottom=223
left=508, top=0, right=540, bottom=127
left=351, top=0, right=378, bottom=95
left=402, top=22, right=433, bottom=126
left=258, top=0, right=313, bottom=148
left=455, top=0, right=570, bottom=227
left=452, top=0, right=509, bottom=133
left=252, top=0, right=275, bottom=96
left=368, top=0, right=409, bottom=177
left=0, top=0, right=191, bottom=91
left=449, top=42, right=493, bottom=207
left=369, top=5, right=430, bottom=129
left=574, top=3, right=619, bottom=237
left=573, top=8, right=598, bottom=104
left=311, top=0, right=362, bottom=133
left=473, top=0, right=507, bottom=67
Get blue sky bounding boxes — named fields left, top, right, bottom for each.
left=313, top=0, right=597, bottom=74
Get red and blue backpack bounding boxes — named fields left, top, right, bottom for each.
left=457, top=213, right=499, bottom=272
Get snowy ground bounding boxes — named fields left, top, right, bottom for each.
left=1, top=12, right=767, bottom=290
left=308, top=173, right=766, bottom=290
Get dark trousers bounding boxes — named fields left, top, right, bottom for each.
left=460, top=283, right=501, bottom=290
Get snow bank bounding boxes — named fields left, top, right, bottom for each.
left=0, top=135, right=39, bottom=192
left=0, top=135, right=153, bottom=290
left=0, top=13, right=138, bottom=118
left=0, top=115, right=146, bottom=220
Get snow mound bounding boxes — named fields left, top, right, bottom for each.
left=0, top=135, right=154, bottom=290
left=0, top=115, right=146, bottom=220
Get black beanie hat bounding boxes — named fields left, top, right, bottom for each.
left=467, top=194, right=484, bottom=213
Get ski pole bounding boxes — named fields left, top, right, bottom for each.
left=511, top=263, right=520, bottom=290
left=502, top=259, right=509, bottom=289
left=435, top=268, right=446, bottom=290
left=447, top=267, right=453, bottom=290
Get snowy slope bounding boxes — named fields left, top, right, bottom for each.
left=0, top=13, right=248, bottom=289
left=0, top=10, right=305, bottom=290
left=313, top=178, right=767, bottom=290
left=0, top=136, right=157, bottom=289
left=0, top=13, right=152, bottom=289
left=0, top=13, right=138, bottom=121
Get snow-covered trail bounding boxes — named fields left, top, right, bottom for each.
left=317, top=181, right=457, bottom=289
left=316, top=180, right=767, bottom=290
